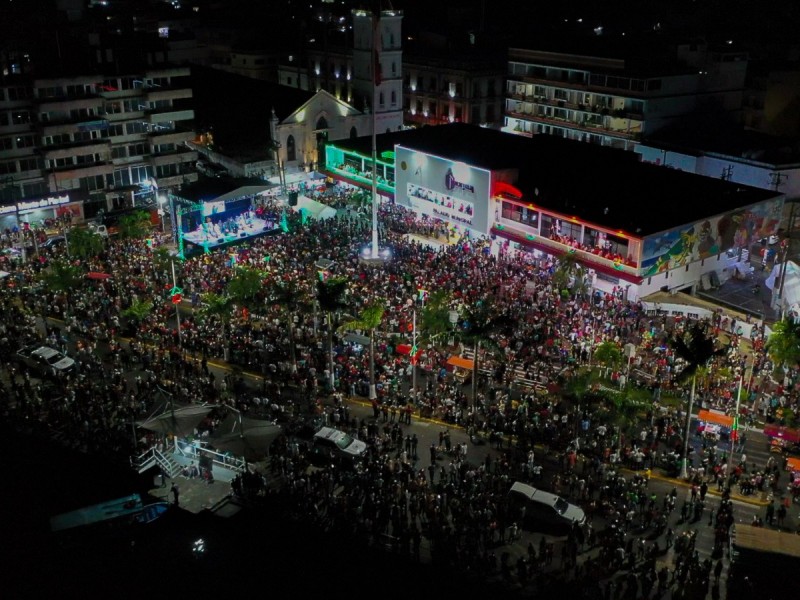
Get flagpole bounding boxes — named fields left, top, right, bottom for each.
left=411, top=308, right=417, bottom=395
left=725, top=373, right=744, bottom=492
left=370, top=10, right=380, bottom=259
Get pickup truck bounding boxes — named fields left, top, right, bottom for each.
left=16, top=345, right=76, bottom=377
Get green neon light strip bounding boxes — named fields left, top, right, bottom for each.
left=328, top=144, right=394, bottom=169
left=380, top=150, right=395, bottom=160
left=330, top=165, right=396, bottom=193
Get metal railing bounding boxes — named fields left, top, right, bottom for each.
left=175, top=439, right=247, bottom=474
left=130, top=446, right=182, bottom=477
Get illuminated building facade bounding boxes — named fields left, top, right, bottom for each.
left=326, top=123, right=783, bottom=300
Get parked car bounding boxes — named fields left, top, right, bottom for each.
left=508, top=481, right=586, bottom=534
left=15, top=345, right=76, bottom=377
left=42, top=236, right=67, bottom=250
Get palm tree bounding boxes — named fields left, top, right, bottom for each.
left=594, top=341, right=623, bottom=377
left=419, top=290, right=454, bottom=345
left=553, top=252, right=582, bottom=296
left=200, top=292, right=234, bottom=360
left=339, top=300, right=385, bottom=399
left=270, top=281, right=312, bottom=373
left=118, top=210, right=152, bottom=239
left=459, top=298, right=515, bottom=407
left=121, top=299, right=153, bottom=336
left=670, top=323, right=727, bottom=478
left=765, top=318, right=800, bottom=373
left=227, top=266, right=265, bottom=310
left=39, top=260, right=83, bottom=315
left=67, top=228, right=104, bottom=259
left=317, top=276, right=349, bottom=390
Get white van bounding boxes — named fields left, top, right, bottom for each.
left=509, top=481, right=586, bottom=533
left=313, top=427, right=367, bottom=459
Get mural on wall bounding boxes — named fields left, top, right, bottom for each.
left=641, top=198, right=784, bottom=277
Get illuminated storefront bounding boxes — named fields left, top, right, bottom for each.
left=0, top=194, right=82, bottom=231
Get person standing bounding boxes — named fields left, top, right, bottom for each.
left=170, top=483, right=180, bottom=506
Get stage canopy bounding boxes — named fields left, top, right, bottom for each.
left=295, top=195, right=337, bottom=220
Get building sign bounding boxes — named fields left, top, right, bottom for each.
left=445, top=168, right=475, bottom=194
left=16, top=194, right=71, bottom=214
left=0, top=204, right=16, bottom=216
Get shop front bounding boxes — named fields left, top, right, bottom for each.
left=0, top=194, right=83, bottom=233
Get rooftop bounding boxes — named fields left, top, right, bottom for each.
left=645, top=119, right=800, bottom=166
left=330, top=123, right=779, bottom=238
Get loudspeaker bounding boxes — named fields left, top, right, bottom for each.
left=288, top=191, right=298, bottom=207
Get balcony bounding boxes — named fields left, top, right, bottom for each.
left=145, top=88, right=193, bottom=102
left=505, top=111, right=641, bottom=141
left=157, top=172, right=198, bottom=188
left=493, top=223, right=640, bottom=279
left=147, top=109, right=194, bottom=124
left=51, top=160, right=114, bottom=179
left=36, top=96, right=104, bottom=112
left=150, top=149, right=197, bottom=167
left=41, top=140, right=110, bottom=160
left=147, top=129, right=195, bottom=145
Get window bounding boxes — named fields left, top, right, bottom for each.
left=390, top=90, right=396, bottom=106
left=391, top=62, right=396, bottom=76
left=429, top=77, right=436, bottom=92
left=107, top=124, right=124, bottom=137
left=12, top=111, right=31, bottom=125
left=349, top=126, right=357, bottom=139
left=7, top=86, right=30, bottom=101
left=487, top=80, right=496, bottom=96
left=0, top=161, right=18, bottom=175
left=502, top=202, right=538, bottom=227
left=286, top=76, right=293, bottom=86
left=18, top=158, right=40, bottom=172
left=111, top=147, right=126, bottom=159
left=286, top=135, right=296, bottom=161
left=379, top=92, right=384, bottom=106
left=15, top=135, right=36, bottom=148
left=0, top=137, right=12, bottom=150
left=316, top=116, right=328, bottom=131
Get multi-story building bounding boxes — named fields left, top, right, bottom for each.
left=403, top=52, right=505, bottom=128
left=504, top=40, right=748, bottom=151
left=0, top=67, right=196, bottom=224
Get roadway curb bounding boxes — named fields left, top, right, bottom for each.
left=623, top=468, right=771, bottom=507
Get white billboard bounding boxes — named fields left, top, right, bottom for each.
left=394, top=145, right=491, bottom=235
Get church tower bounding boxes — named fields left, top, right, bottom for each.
left=351, top=7, right=403, bottom=134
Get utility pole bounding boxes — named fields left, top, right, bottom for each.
left=171, top=259, right=183, bottom=346
left=777, top=200, right=797, bottom=319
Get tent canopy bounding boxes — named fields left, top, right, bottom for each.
left=294, top=196, right=336, bottom=221
left=137, top=404, right=215, bottom=437
left=209, top=414, right=283, bottom=460
left=447, top=355, right=474, bottom=370
left=766, top=260, right=800, bottom=309
left=763, top=424, right=800, bottom=443
left=697, top=410, right=734, bottom=427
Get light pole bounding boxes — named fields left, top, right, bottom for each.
left=171, top=258, right=183, bottom=347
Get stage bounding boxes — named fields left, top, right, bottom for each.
left=181, top=217, right=280, bottom=251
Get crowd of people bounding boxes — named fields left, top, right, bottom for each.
left=0, top=182, right=798, bottom=598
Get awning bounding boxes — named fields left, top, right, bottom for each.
left=697, top=410, right=734, bottom=427
left=447, top=355, right=474, bottom=370
left=86, top=271, right=112, bottom=280
left=763, top=424, right=800, bottom=444
left=787, top=457, right=800, bottom=473
left=396, top=344, right=423, bottom=359
left=343, top=333, right=370, bottom=346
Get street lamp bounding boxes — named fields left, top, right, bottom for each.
left=448, top=310, right=459, bottom=347
left=157, top=192, right=168, bottom=234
